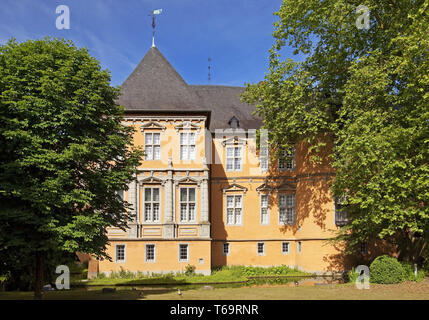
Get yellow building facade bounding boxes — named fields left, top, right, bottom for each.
left=93, top=46, right=347, bottom=277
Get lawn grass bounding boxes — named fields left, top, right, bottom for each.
left=1, top=279, right=429, bottom=300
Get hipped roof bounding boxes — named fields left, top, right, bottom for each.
left=117, top=47, right=262, bottom=131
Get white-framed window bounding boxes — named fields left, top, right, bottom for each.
left=115, top=244, right=126, bottom=262
left=260, top=194, right=269, bottom=225
left=278, top=148, right=295, bottom=170
left=279, top=194, right=295, bottom=225
left=334, top=197, right=349, bottom=226
left=226, top=195, right=242, bottom=225
left=297, top=241, right=302, bottom=254
left=179, top=244, right=189, bottom=262
left=260, top=146, right=269, bottom=172
left=179, top=187, right=196, bottom=222
left=257, top=242, right=265, bottom=255
left=282, top=242, right=290, bottom=254
left=180, top=132, right=196, bottom=160
left=145, top=244, right=156, bottom=262
left=222, top=243, right=230, bottom=256
left=144, top=187, right=160, bottom=222
left=145, top=132, right=161, bottom=160
left=226, top=146, right=242, bottom=171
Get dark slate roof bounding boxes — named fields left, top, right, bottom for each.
left=189, top=85, right=262, bottom=130
left=118, top=46, right=262, bottom=131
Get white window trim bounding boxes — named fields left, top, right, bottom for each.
left=178, top=243, right=189, bottom=262
left=260, top=194, right=270, bottom=225
left=225, top=194, right=244, bottom=226
left=179, top=187, right=197, bottom=223
left=225, top=145, right=243, bottom=172
left=115, top=244, right=126, bottom=263
left=278, top=194, right=296, bottom=225
left=257, top=242, right=265, bottom=256
left=282, top=241, right=290, bottom=255
left=222, top=242, right=230, bottom=256
left=278, top=148, right=295, bottom=171
left=143, top=186, right=161, bottom=223
left=145, top=243, right=156, bottom=263
left=259, top=146, right=269, bottom=172
left=179, top=132, right=196, bottom=161
left=144, top=132, right=161, bottom=160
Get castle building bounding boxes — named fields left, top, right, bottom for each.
left=92, top=46, right=347, bottom=277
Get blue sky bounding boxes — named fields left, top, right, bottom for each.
left=0, top=0, right=295, bottom=87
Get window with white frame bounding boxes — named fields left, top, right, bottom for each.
left=144, top=187, right=160, bottom=222
left=257, top=242, right=265, bottom=255
left=278, top=148, right=295, bottom=170
left=145, top=244, right=155, bottom=262
left=282, top=242, right=290, bottom=254
left=260, top=146, right=269, bottom=171
left=180, top=187, right=196, bottom=222
left=116, top=245, right=125, bottom=262
left=226, top=195, right=242, bottom=225
left=297, top=241, right=302, bottom=254
left=334, top=197, right=349, bottom=226
left=226, top=146, right=242, bottom=171
left=180, top=132, right=196, bottom=160
left=279, top=194, right=296, bottom=225
left=145, top=133, right=161, bottom=160
left=260, top=195, right=269, bottom=225
left=223, top=243, right=230, bottom=256
left=179, top=244, right=189, bottom=261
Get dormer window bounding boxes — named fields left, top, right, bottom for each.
left=228, top=116, right=239, bottom=129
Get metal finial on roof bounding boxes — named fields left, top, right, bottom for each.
left=149, top=9, right=163, bottom=47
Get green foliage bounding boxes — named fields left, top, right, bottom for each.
left=185, top=264, right=196, bottom=276
left=400, top=262, right=425, bottom=282
left=0, top=37, right=144, bottom=293
left=347, top=267, right=359, bottom=284
left=370, top=255, right=405, bottom=284
left=241, top=0, right=429, bottom=260
left=86, top=265, right=311, bottom=286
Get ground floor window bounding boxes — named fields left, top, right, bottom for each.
left=282, top=242, right=290, bottom=254
left=115, top=244, right=125, bottom=262
left=145, top=244, right=155, bottom=262
left=297, top=241, right=302, bottom=254
left=223, top=243, right=230, bottom=256
left=179, top=244, right=189, bottom=261
left=257, top=242, right=265, bottom=255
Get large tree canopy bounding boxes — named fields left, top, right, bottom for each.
left=0, top=38, right=143, bottom=298
left=242, top=1, right=428, bottom=262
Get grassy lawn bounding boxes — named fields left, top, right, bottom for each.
left=1, top=279, right=429, bottom=300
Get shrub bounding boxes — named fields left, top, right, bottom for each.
left=400, top=262, right=425, bottom=282
left=185, top=264, right=196, bottom=276
left=370, top=255, right=405, bottom=284
left=347, top=268, right=359, bottom=283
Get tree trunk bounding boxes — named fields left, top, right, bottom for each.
left=34, top=251, right=45, bottom=300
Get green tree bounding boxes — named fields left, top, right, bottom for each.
left=242, top=1, right=429, bottom=263
left=0, top=38, right=144, bottom=299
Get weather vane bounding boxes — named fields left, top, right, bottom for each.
left=149, top=9, right=163, bottom=47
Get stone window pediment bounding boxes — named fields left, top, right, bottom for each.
left=141, top=121, right=166, bottom=132
left=222, top=183, right=247, bottom=195
left=174, top=121, right=201, bottom=133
